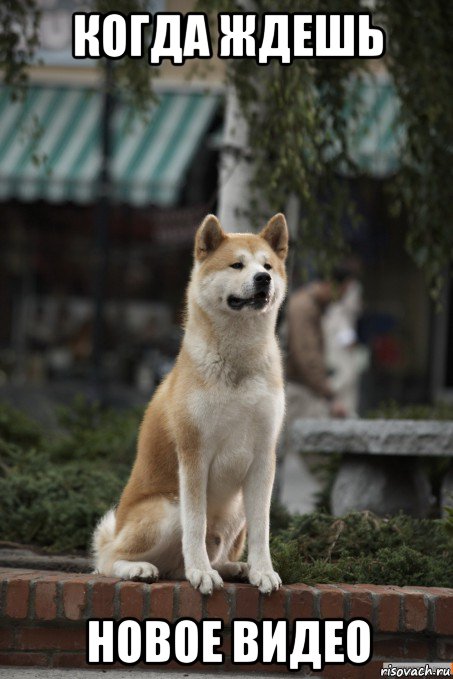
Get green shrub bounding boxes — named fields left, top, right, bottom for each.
left=0, top=399, right=140, bottom=552
left=0, top=402, right=43, bottom=448
left=270, top=511, right=453, bottom=587
left=1, top=401, right=452, bottom=588
left=49, top=396, right=140, bottom=465
left=367, top=400, right=453, bottom=421
left=0, top=442, right=126, bottom=552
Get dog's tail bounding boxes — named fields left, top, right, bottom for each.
left=91, top=508, right=116, bottom=574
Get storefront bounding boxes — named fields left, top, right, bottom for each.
left=0, top=83, right=222, bottom=389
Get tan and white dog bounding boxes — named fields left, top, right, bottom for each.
left=93, top=212, right=288, bottom=595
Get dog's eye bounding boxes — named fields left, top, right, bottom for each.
left=230, top=262, right=244, bottom=270
left=264, top=263, right=272, bottom=271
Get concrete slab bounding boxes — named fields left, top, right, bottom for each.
left=292, top=418, right=453, bottom=456
left=0, top=668, right=309, bottom=678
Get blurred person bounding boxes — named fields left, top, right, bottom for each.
left=285, top=269, right=353, bottom=423
left=323, top=279, right=369, bottom=416
left=274, top=269, right=353, bottom=508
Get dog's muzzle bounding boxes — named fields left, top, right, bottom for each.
left=254, top=272, right=271, bottom=289
left=227, top=273, right=272, bottom=310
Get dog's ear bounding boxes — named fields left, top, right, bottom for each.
left=195, top=214, right=226, bottom=261
left=259, top=213, right=289, bottom=260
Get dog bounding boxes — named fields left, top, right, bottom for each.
left=93, top=212, right=288, bottom=594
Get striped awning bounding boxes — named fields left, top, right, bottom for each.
left=0, top=86, right=220, bottom=206
left=345, top=72, right=404, bottom=177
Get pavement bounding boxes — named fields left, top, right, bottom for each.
left=0, top=670, right=307, bottom=678
left=0, top=382, right=147, bottom=430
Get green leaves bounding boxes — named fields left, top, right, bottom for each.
left=199, top=0, right=453, bottom=291
left=0, top=399, right=140, bottom=552
left=0, top=0, right=40, bottom=91
left=200, top=0, right=363, bottom=274
left=1, top=399, right=452, bottom=584
left=3, top=1, right=451, bottom=289
left=374, top=0, right=453, bottom=296
left=1, top=0, right=157, bottom=113
left=270, top=511, right=453, bottom=587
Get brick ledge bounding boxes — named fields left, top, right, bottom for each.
left=0, top=568, right=452, bottom=675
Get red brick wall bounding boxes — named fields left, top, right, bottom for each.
left=0, top=568, right=452, bottom=676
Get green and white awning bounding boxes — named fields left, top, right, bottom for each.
left=0, top=75, right=402, bottom=206
left=345, top=72, right=404, bottom=177
left=0, top=85, right=220, bottom=206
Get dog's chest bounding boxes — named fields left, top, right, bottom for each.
left=189, top=374, right=278, bottom=440
left=188, top=376, right=283, bottom=499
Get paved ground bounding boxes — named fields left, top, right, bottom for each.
left=0, top=669, right=312, bottom=678
left=0, top=382, right=147, bottom=430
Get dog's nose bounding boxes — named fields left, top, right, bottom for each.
left=254, top=272, right=271, bottom=288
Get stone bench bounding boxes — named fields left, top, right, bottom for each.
left=291, top=419, right=453, bottom=517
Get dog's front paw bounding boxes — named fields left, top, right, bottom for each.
left=217, top=561, right=249, bottom=581
left=113, top=560, right=159, bottom=582
left=186, top=568, right=223, bottom=595
left=248, top=567, right=282, bottom=594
